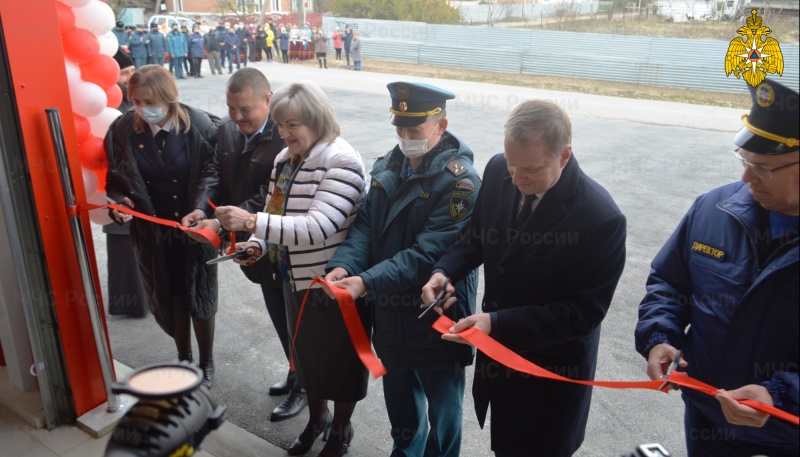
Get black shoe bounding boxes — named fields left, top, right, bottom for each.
left=318, top=423, right=353, bottom=457
left=199, top=358, right=215, bottom=389
left=269, top=379, right=291, bottom=395
left=270, top=390, right=308, bottom=422
left=287, top=412, right=332, bottom=455
left=178, top=352, right=193, bottom=363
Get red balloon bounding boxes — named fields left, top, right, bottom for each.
left=105, top=84, right=122, bottom=109
left=78, top=136, right=107, bottom=171
left=56, top=1, right=76, bottom=36
left=94, top=167, right=107, bottom=189
left=62, top=28, right=100, bottom=65
left=81, top=54, right=120, bottom=90
left=73, top=114, right=91, bottom=145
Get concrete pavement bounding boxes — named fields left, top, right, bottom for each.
left=94, top=59, right=747, bottom=457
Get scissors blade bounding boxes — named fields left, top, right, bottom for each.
left=205, top=251, right=246, bottom=265
left=417, top=299, right=442, bottom=319
left=658, top=349, right=682, bottom=392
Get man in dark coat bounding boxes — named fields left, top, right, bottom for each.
left=424, top=99, right=627, bottom=456
left=181, top=68, right=306, bottom=422
left=326, top=82, right=480, bottom=457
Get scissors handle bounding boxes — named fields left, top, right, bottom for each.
left=418, top=277, right=450, bottom=319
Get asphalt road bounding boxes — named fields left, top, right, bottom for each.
left=93, top=60, right=747, bottom=457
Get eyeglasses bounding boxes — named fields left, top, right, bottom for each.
left=732, top=149, right=799, bottom=180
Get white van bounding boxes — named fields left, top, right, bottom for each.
left=148, top=15, right=196, bottom=30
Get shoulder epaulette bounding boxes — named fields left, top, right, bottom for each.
left=446, top=160, right=468, bottom=176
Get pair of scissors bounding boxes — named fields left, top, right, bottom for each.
left=418, top=277, right=450, bottom=319
left=658, top=349, right=682, bottom=392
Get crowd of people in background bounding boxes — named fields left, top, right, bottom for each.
left=113, top=18, right=364, bottom=78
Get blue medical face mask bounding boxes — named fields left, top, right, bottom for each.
left=136, top=105, right=167, bottom=124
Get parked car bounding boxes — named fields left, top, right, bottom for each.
left=148, top=15, right=196, bottom=30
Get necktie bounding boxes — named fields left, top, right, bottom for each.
left=154, top=130, right=168, bottom=154
left=514, top=193, right=537, bottom=230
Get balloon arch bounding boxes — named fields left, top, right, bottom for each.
left=57, top=0, right=123, bottom=225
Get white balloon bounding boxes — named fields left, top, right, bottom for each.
left=88, top=191, right=113, bottom=225
left=65, top=58, right=82, bottom=86
left=59, top=0, right=93, bottom=9
left=97, top=31, right=119, bottom=57
left=81, top=166, right=99, bottom=200
left=88, top=107, right=122, bottom=138
left=70, top=81, right=107, bottom=118
left=73, top=1, right=116, bottom=37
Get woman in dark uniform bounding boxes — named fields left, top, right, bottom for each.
left=104, top=65, right=219, bottom=387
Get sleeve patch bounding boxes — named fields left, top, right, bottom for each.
left=450, top=190, right=473, bottom=222
left=455, top=178, right=474, bottom=192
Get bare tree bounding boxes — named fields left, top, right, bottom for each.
left=552, top=0, right=582, bottom=29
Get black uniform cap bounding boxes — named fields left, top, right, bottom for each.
left=733, top=78, right=799, bottom=155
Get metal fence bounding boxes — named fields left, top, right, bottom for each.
left=322, top=16, right=800, bottom=94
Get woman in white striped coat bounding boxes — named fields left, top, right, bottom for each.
left=216, top=80, right=367, bottom=457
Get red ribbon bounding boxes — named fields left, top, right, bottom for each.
left=81, top=202, right=221, bottom=248
left=290, top=278, right=387, bottom=379
left=206, top=199, right=236, bottom=254
left=432, top=315, right=799, bottom=426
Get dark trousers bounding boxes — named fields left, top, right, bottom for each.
left=684, top=400, right=797, bottom=457
left=260, top=283, right=302, bottom=391
left=220, top=48, right=227, bottom=66
left=384, top=368, right=465, bottom=457
left=281, top=49, right=288, bottom=63
left=190, top=57, right=202, bottom=76
left=228, top=49, right=240, bottom=72
left=106, top=234, right=148, bottom=316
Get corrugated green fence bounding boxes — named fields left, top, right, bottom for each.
left=323, top=17, right=800, bottom=94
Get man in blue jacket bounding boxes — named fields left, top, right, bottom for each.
left=224, top=27, right=241, bottom=74
left=635, top=78, right=798, bottom=456
left=147, top=23, right=167, bottom=66
left=166, top=25, right=188, bottom=79
left=326, top=82, right=481, bottom=457
left=128, top=24, right=150, bottom=68
left=112, top=21, right=129, bottom=52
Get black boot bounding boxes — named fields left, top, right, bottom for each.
left=199, top=358, right=215, bottom=389
left=178, top=352, right=193, bottom=363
